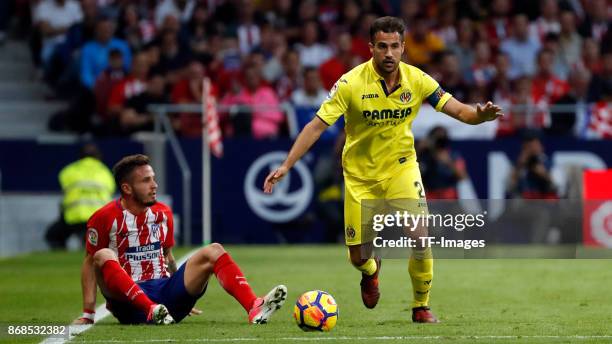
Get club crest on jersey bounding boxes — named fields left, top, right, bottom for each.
left=87, top=228, right=98, bottom=246
left=400, top=91, right=412, bottom=103
left=346, top=226, right=356, bottom=239
left=151, top=223, right=160, bottom=240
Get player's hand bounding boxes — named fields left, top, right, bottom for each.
left=189, top=307, right=202, bottom=316
left=476, top=101, right=503, bottom=122
left=263, top=165, right=289, bottom=194
left=72, top=317, right=94, bottom=325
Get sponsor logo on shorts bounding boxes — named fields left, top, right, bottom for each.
left=346, top=226, right=356, bottom=239
left=87, top=228, right=98, bottom=246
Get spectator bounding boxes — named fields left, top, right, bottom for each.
left=588, top=52, right=612, bottom=102
left=434, top=3, right=458, bottom=45
left=155, top=0, right=196, bottom=27
left=483, top=0, right=512, bottom=48
left=549, top=67, right=591, bottom=136
left=44, top=0, right=98, bottom=90
left=265, top=0, right=295, bottom=32
left=558, top=11, right=583, bottom=70
left=93, top=49, right=126, bottom=120
left=221, top=63, right=285, bottom=139
left=541, top=33, right=569, bottom=80
left=291, top=67, right=328, bottom=108
left=466, top=41, right=495, bottom=87
left=80, top=17, right=131, bottom=89
left=33, top=0, right=83, bottom=66
left=155, top=29, right=191, bottom=83
left=337, top=0, right=361, bottom=34
left=257, top=27, right=288, bottom=83
left=582, top=37, right=603, bottom=75
left=45, top=144, right=114, bottom=249
left=117, top=4, right=155, bottom=51
left=531, top=49, right=569, bottom=105
left=117, top=73, right=168, bottom=135
left=182, top=3, right=214, bottom=62
left=399, top=0, right=421, bottom=26
left=508, top=133, right=558, bottom=199
left=171, top=61, right=209, bottom=137
left=497, top=77, right=545, bottom=137
left=491, top=53, right=513, bottom=111
left=294, top=20, right=333, bottom=68
left=578, top=0, right=609, bottom=42
left=350, top=13, right=377, bottom=61
left=529, top=0, right=560, bottom=43
left=236, top=0, right=262, bottom=55
left=404, top=16, right=445, bottom=68
left=318, top=0, right=341, bottom=32
left=418, top=126, right=468, bottom=200
left=319, top=31, right=361, bottom=90
left=107, top=52, right=150, bottom=119
left=437, top=51, right=468, bottom=102
left=500, top=14, right=541, bottom=79
left=276, top=49, right=302, bottom=102
left=448, top=17, right=476, bottom=78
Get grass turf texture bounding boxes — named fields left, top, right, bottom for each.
left=0, top=246, right=611, bottom=343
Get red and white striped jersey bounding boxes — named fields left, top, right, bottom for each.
left=86, top=199, right=175, bottom=282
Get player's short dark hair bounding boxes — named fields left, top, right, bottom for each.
left=369, top=16, right=405, bottom=43
left=112, top=154, right=151, bottom=189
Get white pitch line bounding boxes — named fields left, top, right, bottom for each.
left=40, top=249, right=198, bottom=344
left=67, top=335, right=612, bottom=343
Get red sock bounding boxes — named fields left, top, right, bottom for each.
left=101, top=260, right=155, bottom=313
left=213, top=253, right=257, bottom=312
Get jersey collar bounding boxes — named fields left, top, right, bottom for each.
left=368, top=58, right=402, bottom=97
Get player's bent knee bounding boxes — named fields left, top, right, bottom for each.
left=207, top=242, right=226, bottom=262
left=93, top=248, right=117, bottom=267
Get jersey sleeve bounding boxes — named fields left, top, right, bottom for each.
left=421, top=72, right=452, bottom=112
left=162, top=209, right=175, bottom=249
left=85, top=212, right=110, bottom=255
left=316, top=76, right=351, bottom=126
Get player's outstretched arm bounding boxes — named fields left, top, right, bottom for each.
left=441, top=97, right=503, bottom=125
left=263, top=116, right=328, bottom=193
left=73, top=253, right=97, bottom=324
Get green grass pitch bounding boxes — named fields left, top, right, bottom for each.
left=1, top=246, right=611, bottom=343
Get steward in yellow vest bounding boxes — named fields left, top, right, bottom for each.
left=46, top=144, right=115, bottom=249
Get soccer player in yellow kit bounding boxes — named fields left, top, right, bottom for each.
left=263, top=16, right=502, bottom=323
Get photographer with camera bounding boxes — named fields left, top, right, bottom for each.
left=509, top=133, right=558, bottom=200
left=418, top=126, right=468, bottom=200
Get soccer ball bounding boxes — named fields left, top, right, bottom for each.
left=293, top=290, right=338, bottom=332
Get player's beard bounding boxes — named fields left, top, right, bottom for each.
left=135, top=191, right=157, bottom=207
left=378, top=57, right=398, bottom=75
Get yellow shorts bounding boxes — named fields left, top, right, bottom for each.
left=344, top=166, right=428, bottom=246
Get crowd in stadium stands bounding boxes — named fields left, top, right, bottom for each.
left=2, top=0, right=610, bottom=139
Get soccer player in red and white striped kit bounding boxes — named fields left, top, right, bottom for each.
left=74, top=154, right=287, bottom=325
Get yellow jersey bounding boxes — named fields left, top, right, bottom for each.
left=317, top=58, right=452, bottom=181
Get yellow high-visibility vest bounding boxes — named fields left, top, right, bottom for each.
left=59, top=157, right=115, bottom=224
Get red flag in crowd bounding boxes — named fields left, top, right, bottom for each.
left=202, top=78, right=223, bottom=158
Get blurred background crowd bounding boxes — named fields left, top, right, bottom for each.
left=0, top=0, right=610, bottom=139
left=0, top=0, right=610, bottom=249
